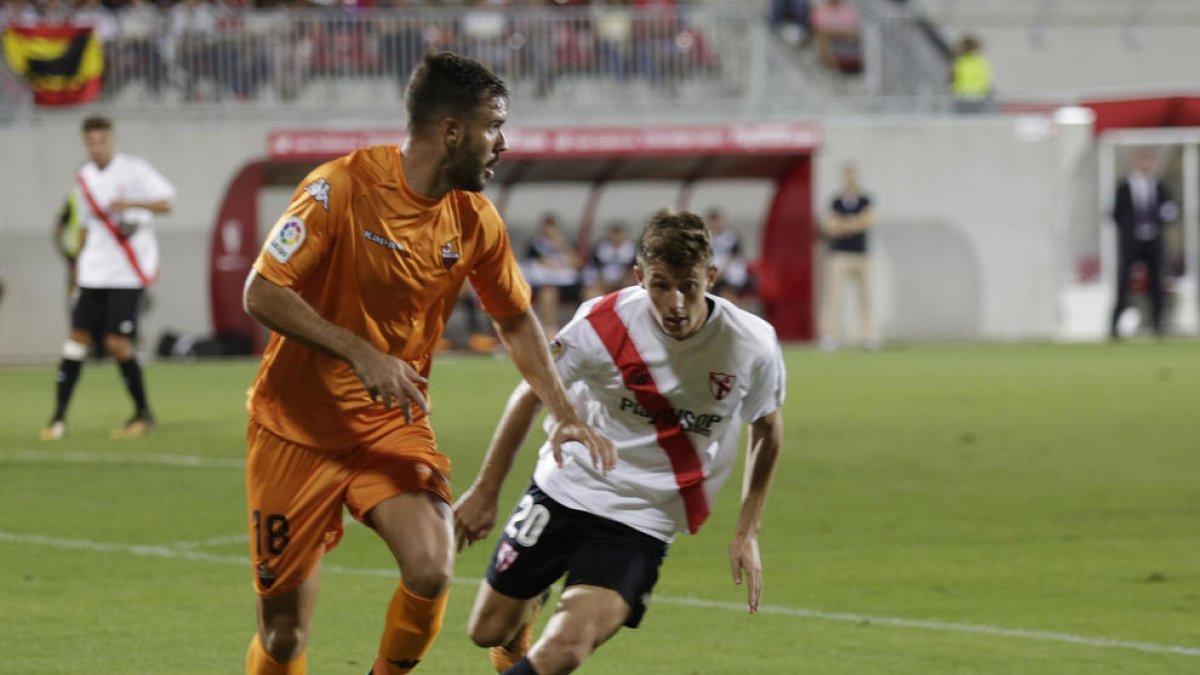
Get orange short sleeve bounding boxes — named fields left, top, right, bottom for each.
left=469, top=198, right=531, bottom=319
left=253, top=165, right=351, bottom=289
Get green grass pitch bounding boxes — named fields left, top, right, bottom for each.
left=1, top=343, right=1197, bottom=674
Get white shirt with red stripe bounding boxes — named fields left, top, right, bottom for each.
left=75, top=153, right=175, bottom=289
left=534, top=286, right=786, bottom=543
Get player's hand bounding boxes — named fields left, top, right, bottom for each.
left=549, top=418, right=616, bottom=474
left=452, top=482, right=500, bottom=552
left=108, top=200, right=132, bottom=212
left=351, top=348, right=429, bottom=424
left=730, top=531, right=763, bottom=614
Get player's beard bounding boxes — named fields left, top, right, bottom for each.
left=447, top=140, right=489, bottom=192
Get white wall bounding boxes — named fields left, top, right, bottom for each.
left=815, top=114, right=1096, bottom=341
left=0, top=113, right=1099, bottom=361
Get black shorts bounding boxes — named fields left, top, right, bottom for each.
left=72, top=288, right=143, bottom=337
left=486, top=481, right=668, bottom=628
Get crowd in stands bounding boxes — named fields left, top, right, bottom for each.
left=515, top=208, right=754, bottom=335
left=445, top=208, right=756, bottom=351
left=1, top=0, right=724, bottom=103
left=769, top=0, right=864, bottom=74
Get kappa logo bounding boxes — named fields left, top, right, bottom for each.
left=495, top=540, right=519, bottom=573
left=709, top=371, right=737, bottom=401
left=267, top=216, right=306, bottom=263
left=440, top=239, right=460, bottom=270
left=304, top=178, right=330, bottom=211
left=364, top=229, right=404, bottom=252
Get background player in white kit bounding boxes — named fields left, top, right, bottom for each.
left=40, top=116, right=175, bottom=441
left=454, top=209, right=786, bottom=675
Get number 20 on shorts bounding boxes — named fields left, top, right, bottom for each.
left=504, top=495, right=551, bottom=547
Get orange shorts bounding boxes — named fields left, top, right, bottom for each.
left=244, top=418, right=452, bottom=597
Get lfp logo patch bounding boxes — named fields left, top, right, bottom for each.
left=268, top=216, right=306, bottom=263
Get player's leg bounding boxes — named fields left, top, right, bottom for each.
left=41, top=289, right=100, bottom=439
left=508, top=511, right=667, bottom=675
left=1144, top=244, right=1166, bottom=336
left=363, top=491, right=455, bottom=675
left=821, top=254, right=848, bottom=349
left=851, top=255, right=878, bottom=347
left=515, top=585, right=628, bottom=675
left=245, top=421, right=348, bottom=674
left=346, top=433, right=460, bottom=675
left=104, top=289, right=154, bottom=437
left=467, top=582, right=546, bottom=650
left=248, top=565, right=320, bottom=674
left=1111, top=246, right=1133, bottom=337
left=473, top=483, right=572, bottom=672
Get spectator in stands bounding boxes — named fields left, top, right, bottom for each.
left=633, top=0, right=681, bottom=90
left=167, top=0, right=219, bottom=101
left=269, top=2, right=314, bottom=101
left=769, top=0, right=810, bottom=47
left=1110, top=150, right=1178, bottom=339
left=460, top=0, right=510, bottom=74
left=820, top=163, right=878, bottom=351
left=109, top=0, right=168, bottom=98
left=37, top=0, right=70, bottom=24
left=594, top=0, right=633, bottom=80
left=950, top=34, right=993, bottom=113
left=583, top=220, right=637, bottom=298
left=706, top=207, right=753, bottom=305
left=525, top=212, right=582, bottom=333
left=810, top=0, right=861, bottom=74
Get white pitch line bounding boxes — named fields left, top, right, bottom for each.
left=657, top=596, right=1200, bottom=658
left=168, top=532, right=249, bottom=550
left=166, top=516, right=356, bottom=550
left=1, top=530, right=1197, bottom=658
left=0, top=450, right=244, bottom=469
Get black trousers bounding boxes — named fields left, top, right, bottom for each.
left=1111, top=239, right=1165, bottom=336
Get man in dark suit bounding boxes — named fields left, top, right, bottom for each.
left=1111, top=151, right=1178, bottom=338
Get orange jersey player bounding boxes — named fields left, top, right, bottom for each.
left=241, top=51, right=616, bottom=675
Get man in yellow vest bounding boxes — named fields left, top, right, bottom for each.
left=950, top=35, right=993, bottom=113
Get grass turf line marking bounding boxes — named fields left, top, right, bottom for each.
left=0, top=450, right=244, bottom=469
left=2, top=530, right=1198, bottom=658
left=165, top=517, right=356, bottom=550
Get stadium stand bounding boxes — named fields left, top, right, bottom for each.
left=3, top=0, right=1200, bottom=361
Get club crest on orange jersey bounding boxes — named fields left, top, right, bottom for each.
left=709, top=371, right=736, bottom=401
left=441, top=239, right=460, bottom=269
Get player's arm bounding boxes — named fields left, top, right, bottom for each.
left=109, top=199, right=171, bottom=213
left=52, top=199, right=75, bottom=260
left=492, top=308, right=616, bottom=472
left=847, top=205, right=876, bottom=233
left=453, top=381, right=542, bottom=550
left=730, top=408, right=783, bottom=614
left=821, top=208, right=851, bottom=237
left=243, top=271, right=429, bottom=422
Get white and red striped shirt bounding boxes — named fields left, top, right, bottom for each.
left=534, top=286, right=786, bottom=542
left=75, top=153, right=175, bottom=289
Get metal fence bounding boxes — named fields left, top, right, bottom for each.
left=1, top=5, right=762, bottom=117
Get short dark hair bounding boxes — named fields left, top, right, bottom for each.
left=81, top=116, right=112, bottom=133
left=636, top=209, right=713, bottom=270
left=404, top=50, right=508, bottom=134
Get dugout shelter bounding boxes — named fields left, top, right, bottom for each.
left=208, top=123, right=821, bottom=351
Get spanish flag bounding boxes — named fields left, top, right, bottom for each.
left=3, top=24, right=103, bottom=106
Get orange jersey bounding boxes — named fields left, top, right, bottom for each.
left=248, top=145, right=530, bottom=450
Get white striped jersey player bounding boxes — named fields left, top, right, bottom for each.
left=534, top=286, right=786, bottom=543
left=75, top=152, right=175, bottom=289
